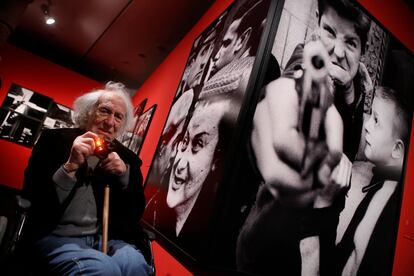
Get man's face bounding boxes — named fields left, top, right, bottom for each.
left=186, top=41, right=214, bottom=88
left=212, top=19, right=241, bottom=74
left=88, top=93, right=126, bottom=140
left=319, top=6, right=362, bottom=88
left=166, top=102, right=222, bottom=210
left=364, top=96, right=397, bottom=166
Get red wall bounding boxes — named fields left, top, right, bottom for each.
left=0, top=44, right=100, bottom=189
left=133, top=0, right=414, bottom=275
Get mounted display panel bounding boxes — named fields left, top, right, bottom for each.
left=121, top=104, right=156, bottom=156
left=0, top=84, right=75, bottom=148
left=0, top=84, right=51, bottom=147
left=231, top=0, right=414, bottom=275
left=142, top=0, right=284, bottom=272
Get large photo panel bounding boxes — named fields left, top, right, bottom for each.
left=234, top=0, right=414, bottom=275
left=142, top=0, right=280, bottom=268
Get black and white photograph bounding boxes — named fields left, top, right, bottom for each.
left=42, top=102, right=74, bottom=130
left=234, top=0, right=414, bottom=275
left=120, top=98, right=148, bottom=152
left=122, top=104, right=156, bottom=155
left=143, top=0, right=274, bottom=264
left=0, top=84, right=52, bottom=147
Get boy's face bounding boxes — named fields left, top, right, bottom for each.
left=318, top=6, right=362, bottom=88
left=364, top=96, right=397, bottom=165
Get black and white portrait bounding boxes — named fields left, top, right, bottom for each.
left=121, top=104, right=156, bottom=155
left=43, top=103, right=74, bottom=130
left=143, top=0, right=273, bottom=261
left=235, top=0, right=414, bottom=275
left=0, top=84, right=52, bottom=147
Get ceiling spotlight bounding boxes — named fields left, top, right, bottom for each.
left=41, top=1, right=56, bottom=25
left=45, top=16, right=55, bottom=25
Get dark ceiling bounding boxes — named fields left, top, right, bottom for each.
left=8, top=0, right=215, bottom=92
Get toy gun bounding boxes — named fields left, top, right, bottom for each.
left=299, top=40, right=333, bottom=177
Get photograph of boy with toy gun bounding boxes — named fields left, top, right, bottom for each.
left=248, top=39, right=348, bottom=208
left=236, top=40, right=351, bottom=275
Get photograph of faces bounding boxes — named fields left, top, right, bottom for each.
left=121, top=104, right=156, bottom=155
left=232, top=0, right=414, bottom=275
left=0, top=84, right=52, bottom=147
left=143, top=0, right=273, bottom=264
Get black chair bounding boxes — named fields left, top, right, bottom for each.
left=0, top=188, right=31, bottom=261
left=0, top=185, right=156, bottom=276
left=0, top=186, right=31, bottom=276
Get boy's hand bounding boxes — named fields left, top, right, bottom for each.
left=315, top=152, right=350, bottom=208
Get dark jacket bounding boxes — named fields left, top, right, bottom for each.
left=22, top=128, right=146, bottom=247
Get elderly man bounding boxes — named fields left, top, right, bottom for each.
left=22, top=82, right=150, bottom=275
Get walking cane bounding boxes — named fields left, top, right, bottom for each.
left=102, top=184, right=110, bottom=254
left=94, top=137, right=113, bottom=254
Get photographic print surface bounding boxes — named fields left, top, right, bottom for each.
left=234, top=0, right=414, bottom=275
left=43, top=103, right=74, bottom=130
left=121, top=104, right=156, bottom=155
left=0, top=84, right=52, bottom=147
left=143, top=0, right=275, bottom=265
left=120, top=99, right=148, bottom=151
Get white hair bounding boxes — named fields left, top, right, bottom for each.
left=72, top=81, right=134, bottom=137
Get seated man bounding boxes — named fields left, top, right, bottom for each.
left=22, top=82, right=151, bottom=275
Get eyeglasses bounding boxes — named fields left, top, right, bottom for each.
left=96, top=106, right=125, bottom=124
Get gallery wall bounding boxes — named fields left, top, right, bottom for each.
left=0, top=44, right=99, bottom=189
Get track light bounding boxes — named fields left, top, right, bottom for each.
left=41, top=1, right=55, bottom=25
left=45, top=16, right=55, bottom=25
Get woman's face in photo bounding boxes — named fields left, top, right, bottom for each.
left=166, top=102, right=222, bottom=211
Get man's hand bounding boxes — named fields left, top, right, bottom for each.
left=100, top=152, right=127, bottom=176
left=65, top=132, right=99, bottom=173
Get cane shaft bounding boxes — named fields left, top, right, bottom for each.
left=102, top=184, right=110, bottom=254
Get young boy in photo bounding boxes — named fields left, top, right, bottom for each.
left=337, top=86, right=411, bottom=276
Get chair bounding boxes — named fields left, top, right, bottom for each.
left=0, top=185, right=156, bottom=276
left=0, top=186, right=31, bottom=276
left=0, top=188, right=31, bottom=263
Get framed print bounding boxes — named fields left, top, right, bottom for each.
left=123, top=104, right=156, bottom=155
left=42, top=102, right=74, bottom=130
left=0, top=84, right=52, bottom=147
left=121, top=98, right=148, bottom=149
left=142, top=0, right=284, bottom=271
left=232, top=0, right=414, bottom=275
